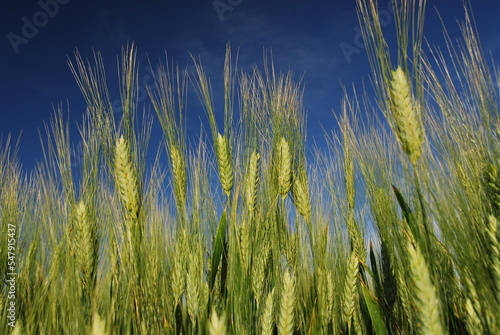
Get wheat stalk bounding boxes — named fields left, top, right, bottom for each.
left=485, top=163, right=500, bottom=214
left=465, top=298, right=484, bottom=334
left=114, top=134, right=143, bottom=324
left=316, top=268, right=334, bottom=329
left=172, top=229, right=188, bottom=306
left=169, top=145, right=187, bottom=212
left=186, top=249, right=201, bottom=324
left=278, top=270, right=295, bottom=335
left=396, top=263, right=413, bottom=328
left=216, top=133, right=234, bottom=196
left=245, top=151, right=260, bottom=214
left=277, top=137, right=292, bottom=196
left=208, top=309, right=227, bottom=335
left=252, top=240, right=270, bottom=307
left=343, top=251, right=359, bottom=329
left=486, top=215, right=500, bottom=297
left=342, top=111, right=356, bottom=210
left=114, top=136, right=140, bottom=222
left=261, top=288, right=275, bottom=335
left=342, top=116, right=366, bottom=260
left=407, top=240, right=444, bottom=335
left=72, top=201, right=97, bottom=290
left=389, top=66, right=424, bottom=165
left=292, top=169, right=311, bottom=223
left=326, top=270, right=335, bottom=323
left=239, top=220, right=251, bottom=273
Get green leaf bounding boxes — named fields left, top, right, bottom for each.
left=381, top=241, right=397, bottom=311
left=362, top=284, right=389, bottom=335
left=369, top=241, right=381, bottom=288
left=392, top=184, right=411, bottom=221
left=210, top=210, right=227, bottom=291
left=392, top=184, right=418, bottom=238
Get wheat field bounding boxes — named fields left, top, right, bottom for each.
left=1, top=0, right=499, bottom=334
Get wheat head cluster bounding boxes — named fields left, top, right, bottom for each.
left=1, top=0, right=500, bottom=334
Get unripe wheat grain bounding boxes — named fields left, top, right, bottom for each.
left=407, top=240, right=444, bottom=335
left=277, top=137, right=292, bottom=196
left=245, top=151, right=260, bottom=214
left=292, top=170, right=311, bottom=223
left=114, top=136, right=140, bottom=222
left=261, top=289, right=275, bottom=335
left=389, top=66, right=424, bottom=165
left=278, top=270, right=295, bottom=335
left=208, top=310, right=227, bottom=335
left=343, top=252, right=359, bottom=329
left=170, top=145, right=187, bottom=210
left=216, top=133, right=234, bottom=196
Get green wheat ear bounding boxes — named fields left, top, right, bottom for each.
left=170, top=144, right=187, bottom=210
left=245, top=151, right=260, bottom=214
left=343, top=251, right=359, bottom=329
left=261, top=288, right=275, bottom=335
left=278, top=270, right=296, bottom=335
left=389, top=66, right=424, bottom=165
left=485, top=162, right=500, bottom=215
left=73, top=200, right=97, bottom=289
left=292, top=170, right=311, bottom=223
left=114, top=135, right=140, bottom=222
left=277, top=136, right=292, bottom=197
left=172, top=229, right=188, bottom=306
left=208, top=309, right=227, bottom=335
left=216, top=132, right=234, bottom=196
left=487, top=215, right=500, bottom=297
left=91, top=312, right=109, bottom=335
left=407, top=240, right=444, bottom=335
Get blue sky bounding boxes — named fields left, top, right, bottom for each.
left=1, top=0, right=500, bottom=169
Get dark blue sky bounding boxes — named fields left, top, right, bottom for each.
left=1, top=0, right=499, bottom=169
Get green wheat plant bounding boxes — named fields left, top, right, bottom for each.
left=1, top=0, right=500, bottom=334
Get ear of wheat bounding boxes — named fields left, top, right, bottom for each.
left=277, top=137, right=292, bottom=197
left=170, top=144, right=187, bottom=211
left=343, top=252, right=359, bottom=329
left=292, top=170, right=312, bottom=223
left=72, top=201, right=97, bottom=290
left=114, top=136, right=140, bottom=222
left=407, top=240, right=444, bottom=335
left=216, top=133, right=234, bottom=196
left=278, top=270, right=296, bottom=335
left=245, top=151, right=260, bottom=214
left=208, top=309, right=227, bottom=335
left=261, top=288, right=275, bottom=335
left=389, top=66, right=424, bottom=165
